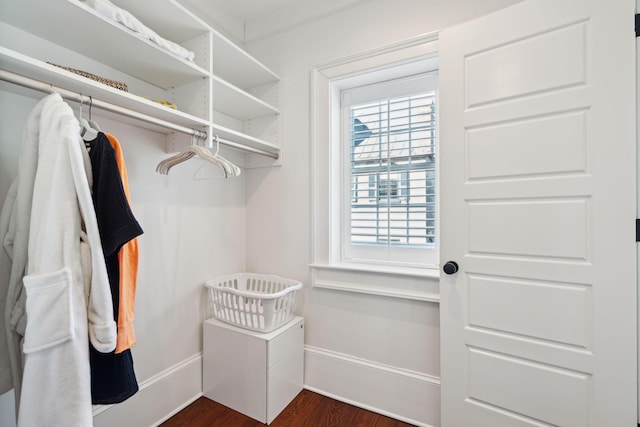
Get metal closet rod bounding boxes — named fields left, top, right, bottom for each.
left=0, top=69, right=280, bottom=160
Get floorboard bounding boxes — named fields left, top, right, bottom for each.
left=160, top=390, right=417, bottom=426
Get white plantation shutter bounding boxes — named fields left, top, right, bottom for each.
left=341, top=72, right=438, bottom=266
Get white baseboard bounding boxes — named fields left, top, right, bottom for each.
left=304, top=346, right=441, bottom=427
left=93, top=353, right=203, bottom=427
left=91, top=347, right=440, bottom=426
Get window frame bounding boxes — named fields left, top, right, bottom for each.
left=310, top=34, right=441, bottom=302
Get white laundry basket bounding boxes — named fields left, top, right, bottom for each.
left=205, top=273, right=302, bottom=333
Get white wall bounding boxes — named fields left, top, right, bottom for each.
left=0, top=45, right=247, bottom=427
left=243, top=1, right=523, bottom=425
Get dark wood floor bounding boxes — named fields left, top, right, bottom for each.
left=160, top=389, right=416, bottom=426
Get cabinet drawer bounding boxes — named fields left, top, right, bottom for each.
left=267, top=347, right=304, bottom=423
left=267, top=318, right=303, bottom=368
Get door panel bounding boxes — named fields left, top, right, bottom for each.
left=467, top=275, right=591, bottom=348
left=440, top=0, right=636, bottom=425
left=467, top=199, right=589, bottom=259
left=468, top=348, right=590, bottom=427
left=465, top=22, right=588, bottom=108
left=466, top=111, right=587, bottom=180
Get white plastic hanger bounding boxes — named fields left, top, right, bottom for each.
left=209, top=135, right=241, bottom=177
left=156, top=131, right=228, bottom=177
left=78, top=96, right=99, bottom=141
left=191, top=134, right=241, bottom=180
left=87, top=96, right=103, bottom=132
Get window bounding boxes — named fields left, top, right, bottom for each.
left=311, top=35, right=440, bottom=300
left=346, top=78, right=436, bottom=250
left=338, top=67, right=438, bottom=267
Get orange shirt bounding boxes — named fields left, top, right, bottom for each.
left=106, top=133, right=139, bottom=353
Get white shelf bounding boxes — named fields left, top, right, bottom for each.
left=106, top=0, right=281, bottom=90
left=0, top=0, right=209, bottom=89
left=212, top=75, right=279, bottom=120
left=110, top=0, right=210, bottom=43
left=0, top=47, right=208, bottom=129
left=210, top=122, right=279, bottom=154
left=0, top=46, right=280, bottom=157
left=210, top=31, right=280, bottom=90
left=0, top=0, right=282, bottom=163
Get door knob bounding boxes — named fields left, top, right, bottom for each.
left=443, top=261, right=459, bottom=275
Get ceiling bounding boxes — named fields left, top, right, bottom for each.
left=177, top=0, right=369, bottom=44
left=178, top=0, right=527, bottom=47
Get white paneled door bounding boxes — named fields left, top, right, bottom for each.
left=439, top=0, right=637, bottom=426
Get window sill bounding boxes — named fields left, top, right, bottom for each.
left=309, top=262, right=440, bottom=279
left=309, top=263, right=440, bottom=303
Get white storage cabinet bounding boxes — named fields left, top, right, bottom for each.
left=203, top=316, right=304, bottom=424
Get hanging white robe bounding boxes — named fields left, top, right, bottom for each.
left=0, top=95, right=49, bottom=407
left=0, top=93, right=116, bottom=426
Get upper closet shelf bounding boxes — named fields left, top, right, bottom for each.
left=0, top=0, right=209, bottom=89
left=110, top=0, right=210, bottom=43
left=0, top=47, right=208, bottom=131
left=0, top=0, right=283, bottom=163
left=106, top=0, right=281, bottom=90
left=209, top=31, right=281, bottom=90
left=210, top=122, right=279, bottom=154
left=212, top=75, right=279, bottom=120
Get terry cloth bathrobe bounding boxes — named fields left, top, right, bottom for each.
left=0, top=93, right=117, bottom=426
